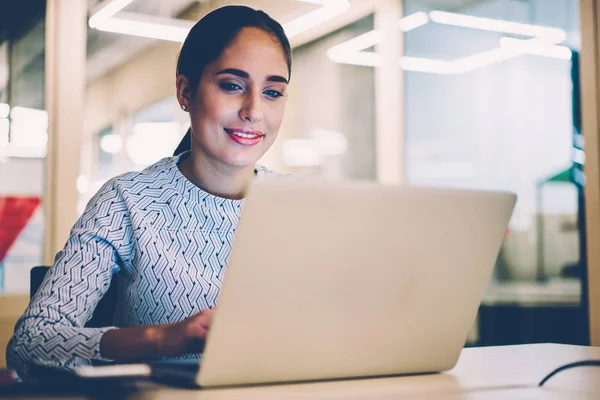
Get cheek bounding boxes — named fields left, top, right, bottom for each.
left=266, top=102, right=286, bottom=131
left=196, top=88, right=236, bottom=124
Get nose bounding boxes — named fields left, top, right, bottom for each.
left=239, top=91, right=263, bottom=124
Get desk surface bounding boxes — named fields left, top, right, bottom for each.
left=134, top=343, right=600, bottom=399
left=7, top=344, right=600, bottom=399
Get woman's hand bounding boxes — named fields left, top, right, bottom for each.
left=100, top=308, right=214, bottom=361
left=155, top=308, right=214, bottom=357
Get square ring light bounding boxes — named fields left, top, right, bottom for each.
left=326, top=11, right=572, bottom=74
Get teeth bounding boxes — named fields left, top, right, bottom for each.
left=230, top=131, right=259, bottom=139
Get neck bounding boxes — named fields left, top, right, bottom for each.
left=179, top=152, right=255, bottom=200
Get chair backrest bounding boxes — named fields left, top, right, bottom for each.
left=30, top=266, right=119, bottom=328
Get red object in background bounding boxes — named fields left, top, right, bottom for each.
left=0, top=197, right=41, bottom=262
left=0, top=368, right=19, bottom=385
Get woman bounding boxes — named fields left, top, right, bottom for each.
left=7, top=5, right=292, bottom=378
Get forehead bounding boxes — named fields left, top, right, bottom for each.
left=211, top=27, right=289, bottom=78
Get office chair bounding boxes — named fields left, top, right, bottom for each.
left=30, top=266, right=119, bottom=328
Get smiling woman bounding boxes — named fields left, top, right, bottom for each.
left=6, top=5, right=293, bottom=380
left=173, top=6, right=292, bottom=199
left=175, top=24, right=290, bottom=200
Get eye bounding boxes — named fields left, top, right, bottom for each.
left=220, top=82, right=242, bottom=92
left=264, top=89, right=284, bottom=99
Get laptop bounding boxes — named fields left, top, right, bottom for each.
left=36, top=179, right=516, bottom=388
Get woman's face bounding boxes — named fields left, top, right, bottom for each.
left=183, top=27, right=289, bottom=169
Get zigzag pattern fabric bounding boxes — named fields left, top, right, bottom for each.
left=6, top=153, right=279, bottom=379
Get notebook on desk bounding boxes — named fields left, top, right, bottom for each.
left=33, top=179, right=516, bottom=388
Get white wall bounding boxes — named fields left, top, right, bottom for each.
left=85, top=41, right=181, bottom=138
left=279, top=15, right=377, bottom=179
left=404, top=0, right=581, bottom=278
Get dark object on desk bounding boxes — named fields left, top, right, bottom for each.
left=539, top=359, right=600, bottom=386
left=1, top=363, right=139, bottom=397
left=30, top=266, right=118, bottom=328
left=561, top=262, right=582, bottom=279
left=476, top=303, right=588, bottom=347
left=0, top=378, right=138, bottom=398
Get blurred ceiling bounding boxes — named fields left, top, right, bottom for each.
left=86, top=0, right=197, bottom=81
left=85, top=0, right=326, bottom=81
left=85, top=0, right=488, bottom=81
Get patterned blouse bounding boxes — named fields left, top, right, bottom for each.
left=7, top=152, right=281, bottom=378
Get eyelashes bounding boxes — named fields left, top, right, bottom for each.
left=220, top=82, right=242, bottom=91
left=219, top=82, right=285, bottom=99
left=263, top=90, right=284, bottom=99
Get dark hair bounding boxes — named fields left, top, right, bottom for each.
left=173, top=5, right=292, bottom=156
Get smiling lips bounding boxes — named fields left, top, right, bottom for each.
left=224, top=127, right=265, bottom=146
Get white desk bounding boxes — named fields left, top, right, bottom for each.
left=125, top=343, right=600, bottom=400
left=6, top=344, right=600, bottom=399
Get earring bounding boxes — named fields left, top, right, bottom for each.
left=181, top=105, right=187, bottom=111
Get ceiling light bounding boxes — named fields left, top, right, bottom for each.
left=327, top=12, right=435, bottom=58
left=429, top=11, right=566, bottom=43
left=330, top=30, right=382, bottom=54
left=499, top=37, right=572, bottom=60
left=93, top=13, right=191, bottom=42
left=326, top=12, right=432, bottom=66
left=327, top=10, right=569, bottom=74
left=89, top=0, right=134, bottom=28
left=399, top=57, right=453, bottom=74
left=89, top=0, right=351, bottom=42
left=327, top=50, right=381, bottom=67
left=398, top=12, right=429, bottom=32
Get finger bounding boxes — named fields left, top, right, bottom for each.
left=184, top=321, right=209, bottom=340
left=203, top=308, right=214, bottom=324
left=189, top=309, right=213, bottom=326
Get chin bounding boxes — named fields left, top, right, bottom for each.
left=220, top=150, right=265, bottom=169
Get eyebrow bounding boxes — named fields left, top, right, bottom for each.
left=216, top=68, right=288, bottom=84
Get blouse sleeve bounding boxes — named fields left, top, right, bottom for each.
left=6, top=178, right=134, bottom=379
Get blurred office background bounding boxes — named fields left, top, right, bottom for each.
left=0, top=0, right=590, bottom=365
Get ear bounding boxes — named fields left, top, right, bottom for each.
left=176, top=75, right=193, bottom=110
